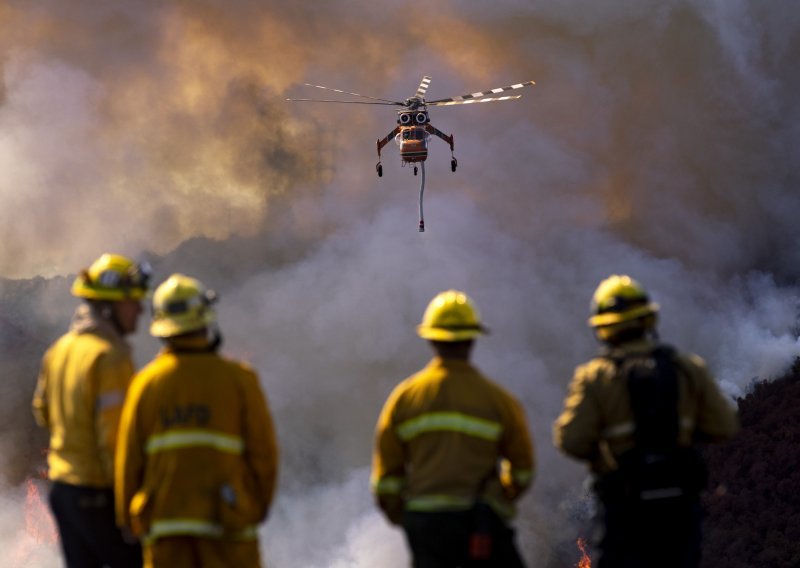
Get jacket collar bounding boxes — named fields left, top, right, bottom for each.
left=599, top=337, right=658, bottom=360
left=69, top=303, right=126, bottom=347
left=427, top=356, right=475, bottom=370
left=163, top=334, right=217, bottom=354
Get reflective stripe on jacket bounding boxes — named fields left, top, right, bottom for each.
left=553, top=338, right=739, bottom=474
left=32, top=304, right=134, bottom=487
left=115, top=340, right=278, bottom=541
left=371, top=357, right=534, bottom=519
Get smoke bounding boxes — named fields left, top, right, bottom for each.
left=2, top=0, right=800, bottom=566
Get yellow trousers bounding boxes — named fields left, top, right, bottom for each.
left=144, top=536, right=262, bottom=568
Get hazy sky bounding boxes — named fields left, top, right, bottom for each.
left=2, top=1, right=799, bottom=566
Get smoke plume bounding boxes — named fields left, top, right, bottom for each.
left=1, top=0, right=799, bottom=566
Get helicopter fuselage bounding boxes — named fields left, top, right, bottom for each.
left=394, top=109, right=431, bottom=163
left=395, top=126, right=430, bottom=163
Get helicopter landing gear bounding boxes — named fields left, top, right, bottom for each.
left=376, top=162, right=383, bottom=177
left=451, top=157, right=458, bottom=173
left=414, top=166, right=418, bottom=176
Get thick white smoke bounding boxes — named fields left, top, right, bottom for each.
left=2, top=0, right=799, bottom=566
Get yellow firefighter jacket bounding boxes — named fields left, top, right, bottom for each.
left=32, top=304, right=135, bottom=487
left=115, top=337, right=278, bottom=543
left=553, top=338, right=739, bottom=474
left=372, top=357, right=534, bottom=521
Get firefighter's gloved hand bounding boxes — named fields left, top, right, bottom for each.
left=377, top=495, right=405, bottom=526
left=121, top=527, right=140, bottom=545
left=386, top=508, right=404, bottom=526
left=502, top=483, right=521, bottom=501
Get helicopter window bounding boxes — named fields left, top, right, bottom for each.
left=398, top=128, right=430, bottom=142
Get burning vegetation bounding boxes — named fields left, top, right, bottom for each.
left=575, top=537, right=591, bottom=567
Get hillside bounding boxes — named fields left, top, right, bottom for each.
left=702, top=363, right=800, bottom=568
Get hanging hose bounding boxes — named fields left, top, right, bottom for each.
left=418, top=161, right=426, bottom=232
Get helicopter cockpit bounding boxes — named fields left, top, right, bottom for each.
left=395, top=127, right=430, bottom=146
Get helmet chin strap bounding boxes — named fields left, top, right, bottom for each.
left=163, top=326, right=223, bottom=353
left=208, top=325, right=223, bottom=351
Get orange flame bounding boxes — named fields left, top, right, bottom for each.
left=24, top=478, right=58, bottom=544
left=576, top=537, right=591, bottom=568
left=13, top=477, right=59, bottom=565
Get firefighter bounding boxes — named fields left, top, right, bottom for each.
left=32, top=253, right=149, bottom=567
left=115, top=273, right=278, bottom=568
left=553, top=275, right=739, bottom=568
left=372, top=290, right=534, bottom=568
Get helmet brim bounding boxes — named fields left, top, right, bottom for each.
left=417, top=324, right=487, bottom=342
left=71, top=280, right=148, bottom=301
left=588, top=303, right=659, bottom=327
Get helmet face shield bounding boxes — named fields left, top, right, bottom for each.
left=128, top=261, right=152, bottom=291
left=159, top=288, right=216, bottom=315
left=93, top=261, right=151, bottom=290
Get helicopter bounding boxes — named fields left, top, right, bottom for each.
left=286, top=76, right=535, bottom=231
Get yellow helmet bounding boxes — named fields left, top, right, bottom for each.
left=150, top=274, right=217, bottom=338
left=71, top=253, right=151, bottom=301
left=588, top=274, right=659, bottom=329
left=417, top=290, right=488, bottom=342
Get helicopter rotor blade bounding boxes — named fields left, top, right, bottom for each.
left=427, top=95, right=524, bottom=106
left=302, top=83, right=403, bottom=105
left=285, top=98, right=401, bottom=105
left=426, top=80, right=536, bottom=105
left=415, top=76, right=432, bottom=98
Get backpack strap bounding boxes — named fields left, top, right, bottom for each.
left=630, top=346, right=678, bottom=450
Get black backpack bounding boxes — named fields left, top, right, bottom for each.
left=608, top=346, right=708, bottom=502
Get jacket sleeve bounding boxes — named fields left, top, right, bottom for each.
left=114, top=374, right=146, bottom=531
left=499, top=395, right=535, bottom=499
left=371, top=388, right=406, bottom=524
left=93, top=350, right=135, bottom=482
left=553, top=363, right=602, bottom=461
left=32, top=351, right=52, bottom=428
left=686, top=354, right=739, bottom=443
left=241, top=370, right=279, bottom=521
